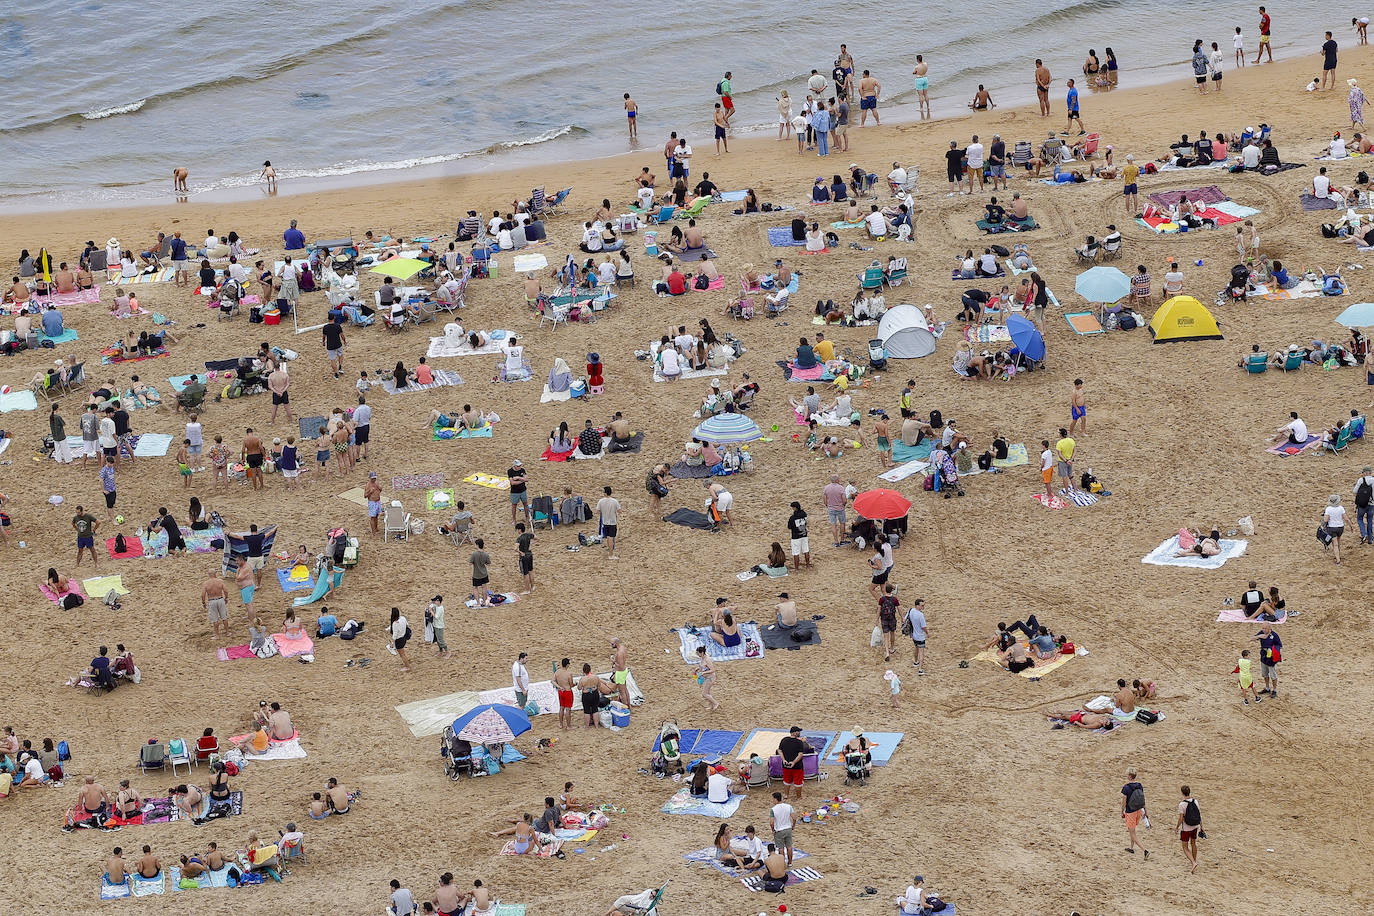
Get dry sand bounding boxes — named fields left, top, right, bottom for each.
left=2, top=52, right=1374, bottom=915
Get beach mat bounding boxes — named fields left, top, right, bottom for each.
left=1064, top=311, right=1104, bottom=335
left=664, top=508, right=717, bottom=530
left=272, top=632, right=314, bottom=657
left=654, top=728, right=703, bottom=754
left=105, top=536, right=144, bottom=559
left=677, top=622, right=763, bottom=662
left=661, top=788, right=743, bottom=818
left=767, top=227, right=807, bottom=247
left=1142, top=536, right=1247, bottom=569
left=757, top=621, right=821, bottom=650
left=0, top=390, right=38, bottom=413
left=394, top=690, right=484, bottom=737
left=433, top=422, right=494, bottom=440
left=965, top=324, right=1012, bottom=344
left=425, top=488, right=456, bottom=511
left=41, top=581, right=86, bottom=605
left=499, top=838, right=564, bottom=857
left=216, top=644, right=255, bottom=661
left=1300, top=193, right=1339, bottom=211
left=336, top=487, right=370, bottom=509
left=972, top=645, right=1076, bottom=678
left=689, top=728, right=746, bottom=756
left=426, top=331, right=510, bottom=358
left=890, top=439, right=933, bottom=464
left=675, top=247, right=717, bottom=262
left=823, top=730, right=903, bottom=766
left=1216, top=608, right=1287, bottom=623
left=383, top=368, right=463, bottom=394
left=132, top=432, right=174, bottom=457
left=953, top=267, right=1004, bottom=279
left=993, top=442, right=1029, bottom=468
left=735, top=727, right=839, bottom=762
left=1268, top=434, right=1321, bottom=456
left=42, top=286, right=102, bottom=307
left=977, top=217, right=1037, bottom=233
left=878, top=458, right=929, bottom=483
left=463, top=472, right=510, bottom=489
left=1147, top=185, right=1227, bottom=208
left=298, top=415, right=327, bottom=439
left=605, top=432, right=645, bottom=454
left=276, top=566, right=314, bottom=593
left=669, top=460, right=713, bottom=479
left=741, top=866, right=823, bottom=890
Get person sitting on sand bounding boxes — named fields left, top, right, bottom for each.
left=997, top=641, right=1036, bottom=673
left=267, top=702, right=294, bottom=740
left=1133, top=678, right=1158, bottom=699
left=711, top=612, right=742, bottom=648
left=324, top=777, right=351, bottom=814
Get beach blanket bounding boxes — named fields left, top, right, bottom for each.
left=675, top=247, right=717, bottom=262
left=1005, top=258, right=1037, bottom=276
left=0, top=390, right=38, bottom=412
left=1058, top=487, right=1099, bottom=507
left=465, top=592, right=521, bottom=608
left=669, top=460, right=713, bottom=479
left=831, top=219, right=866, bottom=230
left=661, top=788, right=743, bottom=818
left=1064, top=311, right=1105, bottom=335
left=664, top=508, right=719, bottom=530
left=216, top=644, right=256, bottom=661
left=179, top=527, right=224, bottom=553
left=823, top=730, right=903, bottom=766
left=736, top=727, right=838, bottom=762
left=767, top=227, right=807, bottom=247
left=81, top=575, right=128, bottom=598
left=656, top=362, right=729, bottom=383
left=1216, top=608, right=1287, bottom=623
left=1142, top=536, right=1247, bottom=569
left=100, top=878, right=132, bottom=900
left=1267, top=434, right=1321, bottom=456
left=965, top=324, right=1013, bottom=344
left=1032, top=493, right=1067, bottom=510
left=109, top=267, right=174, bottom=284
left=393, top=472, right=444, bottom=490
left=131, top=432, right=174, bottom=457
left=1212, top=200, right=1262, bottom=219
left=1259, top=280, right=1326, bottom=301
left=394, top=690, right=484, bottom=737
left=276, top=566, right=314, bottom=593
left=1158, top=157, right=1230, bottom=172
left=101, top=346, right=167, bottom=365
left=677, top=622, right=763, bottom=662
left=878, top=457, right=930, bottom=483
left=540, top=384, right=573, bottom=403
left=106, top=536, right=144, bottom=559
left=463, top=472, right=510, bottom=489
left=977, top=217, right=1037, bottom=233
left=1300, top=193, right=1339, bottom=210
left=383, top=369, right=463, bottom=394
left=741, top=867, right=824, bottom=890
left=499, top=838, right=564, bottom=857
left=1139, top=207, right=1238, bottom=233
left=783, top=361, right=831, bottom=382
left=41, top=286, right=102, bottom=307
left=973, top=645, right=1076, bottom=679
left=425, top=488, right=456, bottom=511
left=1147, top=185, right=1227, bottom=208
left=233, top=737, right=306, bottom=761
left=41, top=580, right=86, bottom=605
left=426, top=331, right=510, bottom=358
left=682, top=275, right=727, bottom=292
left=272, top=632, right=314, bottom=657
left=890, top=439, right=933, bottom=464
left=336, top=486, right=370, bottom=509
left=758, top=620, right=821, bottom=650
left=433, top=421, right=494, bottom=440
left=131, top=873, right=166, bottom=897
left=42, top=328, right=80, bottom=345
left=297, top=415, right=327, bottom=440
left=993, top=443, right=1029, bottom=468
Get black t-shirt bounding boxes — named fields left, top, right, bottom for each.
left=516, top=532, right=534, bottom=555
left=964, top=289, right=991, bottom=304
left=993, top=438, right=1009, bottom=460
left=989, top=140, right=1006, bottom=164
left=199, top=267, right=215, bottom=287
left=112, top=409, right=130, bottom=436
left=945, top=148, right=965, bottom=173
left=778, top=735, right=810, bottom=766
left=985, top=203, right=1006, bottom=223
left=321, top=322, right=344, bottom=349
left=1122, top=781, right=1146, bottom=812
left=1241, top=589, right=1264, bottom=612
left=507, top=467, right=527, bottom=494
left=1324, top=39, right=1338, bottom=69
left=788, top=511, right=808, bottom=539
left=244, top=533, right=265, bottom=557
left=694, top=179, right=717, bottom=197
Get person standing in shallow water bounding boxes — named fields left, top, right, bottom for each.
left=623, top=93, right=638, bottom=140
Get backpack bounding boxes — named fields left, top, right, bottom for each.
left=1358, top=478, right=1372, bottom=508
left=694, top=274, right=709, bottom=290
left=1183, top=797, right=1202, bottom=827
left=715, top=80, right=725, bottom=96
left=1322, top=223, right=1339, bottom=239
left=113, top=533, right=127, bottom=554
left=57, top=740, right=70, bottom=761
left=1118, top=313, right=1137, bottom=331
left=901, top=612, right=914, bottom=636
left=1126, top=783, right=1146, bottom=811
left=1135, top=709, right=1159, bottom=724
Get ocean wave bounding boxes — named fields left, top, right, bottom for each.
left=81, top=99, right=146, bottom=120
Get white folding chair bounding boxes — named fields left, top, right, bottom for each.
left=383, top=503, right=411, bottom=541
left=539, top=303, right=571, bottom=330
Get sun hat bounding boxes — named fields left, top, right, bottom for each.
left=1330, top=494, right=1341, bottom=504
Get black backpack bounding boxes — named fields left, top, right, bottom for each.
left=1183, top=797, right=1202, bottom=827
left=1322, top=223, right=1339, bottom=239
left=1358, top=478, right=1372, bottom=509
left=1126, top=783, right=1146, bottom=811
left=113, top=533, right=127, bottom=554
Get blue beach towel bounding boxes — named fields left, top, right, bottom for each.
left=767, top=227, right=807, bottom=247
left=677, top=622, right=764, bottom=662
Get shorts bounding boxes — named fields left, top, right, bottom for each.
left=627, top=110, right=636, bottom=119
left=472, top=576, right=489, bottom=588
left=247, top=556, right=266, bottom=570
left=827, top=508, right=846, bottom=525
left=1180, top=828, right=1198, bottom=841
left=1057, top=460, right=1072, bottom=477
left=77, top=536, right=94, bottom=549
left=1260, top=34, right=1270, bottom=44
left=509, top=491, right=529, bottom=505
left=989, top=164, right=1005, bottom=178
left=833, top=123, right=848, bottom=137
left=394, top=632, right=409, bottom=650
left=327, top=346, right=343, bottom=360
left=272, top=391, right=289, bottom=405
left=1042, top=468, right=1054, bottom=484
left=602, top=524, right=618, bottom=538
left=871, top=568, right=889, bottom=585
left=1211, top=72, right=1222, bottom=81
left=1071, top=405, right=1086, bottom=420
left=316, top=450, right=330, bottom=464
left=1123, top=183, right=1138, bottom=195
left=558, top=688, right=574, bottom=708
left=1328, top=526, right=1344, bottom=538
left=207, top=598, right=228, bottom=622
left=1124, top=809, right=1144, bottom=829
left=1260, top=661, right=1277, bottom=679
left=722, top=95, right=734, bottom=110
left=1195, top=75, right=1207, bottom=85
left=368, top=500, right=382, bottom=518
left=83, top=440, right=98, bottom=456
left=172, top=259, right=188, bottom=270
left=913, top=77, right=929, bottom=90
left=1008, top=657, right=1034, bottom=673
left=355, top=424, right=370, bottom=445
left=188, top=444, right=203, bottom=455
left=911, top=638, right=927, bottom=648
left=102, top=446, right=117, bottom=458
left=246, top=453, right=264, bottom=469
left=715, top=125, right=726, bottom=140
left=283, top=469, right=299, bottom=478
left=519, top=554, right=533, bottom=575
left=860, top=96, right=876, bottom=110
left=104, top=491, right=117, bottom=508
left=782, top=767, right=803, bottom=786
left=790, top=536, right=810, bottom=556
left=773, top=827, right=793, bottom=848
left=1067, top=108, right=1080, bottom=118
left=947, top=165, right=963, bottom=183
left=612, top=669, right=628, bottom=685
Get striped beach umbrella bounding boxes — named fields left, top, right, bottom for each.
left=452, top=704, right=532, bottom=743
left=692, top=411, right=763, bottom=444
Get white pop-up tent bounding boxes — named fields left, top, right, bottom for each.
left=877, top=305, right=937, bottom=358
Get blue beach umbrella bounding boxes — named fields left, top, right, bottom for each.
left=692, top=411, right=763, bottom=444
left=1335, top=302, right=1374, bottom=327
left=1007, top=314, right=1046, bottom=362
left=1074, top=265, right=1131, bottom=303
left=451, top=704, right=532, bottom=743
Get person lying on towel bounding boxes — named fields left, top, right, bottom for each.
left=1172, top=527, right=1221, bottom=557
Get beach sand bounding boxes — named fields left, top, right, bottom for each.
left=2, top=52, right=1373, bottom=914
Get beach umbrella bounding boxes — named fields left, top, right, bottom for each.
left=692, top=412, right=763, bottom=444
left=1074, top=265, right=1130, bottom=303
left=368, top=258, right=429, bottom=281
left=1007, top=314, right=1046, bottom=362
left=852, top=489, right=912, bottom=520
left=1335, top=302, right=1374, bottom=327
left=451, top=704, right=532, bottom=743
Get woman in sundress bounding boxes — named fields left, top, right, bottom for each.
left=1350, top=78, right=1367, bottom=129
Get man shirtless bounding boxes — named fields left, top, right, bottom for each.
left=578, top=665, right=612, bottom=727
left=268, top=702, right=294, bottom=740
left=241, top=428, right=265, bottom=491
left=105, top=847, right=129, bottom=885
left=365, top=475, right=383, bottom=536
left=115, top=780, right=143, bottom=820
left=553, top=660, right=576, bottom=730
left=682, top=220, right=705, bottom=250
left=468, top=879, right=494, bottom=914
left=1009, top=193, right=1029, bottom=220
left=611, top=638, right=629, bottom=705
left=1035, top=59, right=1052, bottom=116
left=1069, top=378, right=1087, bottom=435
left=54, top=263, right=77, bottom=293
left=606, top=413, right=633, bottom=451
left=68, top=776, right=110, bottom=828
left=136, top=846, right=160, bottom=879
left=201, top=571, right=230, bottom=640
left=858, top=70, right=882, bottom=125
left=180, top=855, right=207, bottom=878
left=325, top=777, right=351, bottom=814
left=9, top=276, right=29, bottom=304
left=173, top=783, right=203, bottom=822
left=267, top=366, right=292, bottom=423
left=763, top=844, right=789, bottom=881
left=522, top=274, right=543, bottom=309
left=204, top=842, right=228, bottom=870
left=434, top=873, right=464, bottom=916
left=1112, top=678, right=1137, bottom=716
left=173, top=167, right=188, bottom=192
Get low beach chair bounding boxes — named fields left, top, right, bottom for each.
left=383, top=503, right=411, bottom=541
left=547, top=187, right=573, bottom=214
left=1012, top=140, right=1032, bottom=170
left=139, top=741, right=167, bottom=774
left=648, top=205, right=676, bottom=224
left=1081, top=133, right=1101, bottom=158
left=858, top=262, right=885, bottom=291
left=1280, top=352, right=1303, bottom=372
left=168, top=738, right=192, bottom=776
left=1325, top=426, right=1352, bottom=454
left=621, top=881, right=668, bottom=916
left=886, top=257, right=908, bottom=287
left=529, top=186, right=548, bottom=217
left=677, top=197, right=710, bottom=218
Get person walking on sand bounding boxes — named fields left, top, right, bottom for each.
left=787, top=501, right=812, bottom=570
left=1254, top=6, right=1273, bottom=63
left=623, top=93, right=638, bottom=140
left=1322, top=494, right=1346, bottom=564
left=858, top=70, right=881, bottom=126
left=1035, top=59, right=1052, bottom=116
left=694, top=646, right=720, bottom=710
left=597, top=486, right=621, bottom=558
left=554, top=658, right=575, bottom=730
left=912, top=55, right=931, bottom=118
left=777, top=90, right=792, bottom=141
left=1176, top=786, right=1202, bottom=873
left=1255, top=622, right=1282, bottom=696
left=1234, top=26, right=1246, bottom=67
left=905, top=598, right=929, bottom=673
left=388, top=607, right=411, bottom=672
left=1064, top=78, right=1084, bottom=134
left=1121, top=768, right=1150, bottom=859
left=1237, top=648, right=1262, bottom=704
left=1322, top=30, right=1339, bottom=90
left=1069, top=378, right=1087, bottom=435
left=713, top=103, right=729, bottom=155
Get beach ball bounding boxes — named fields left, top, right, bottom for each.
left=770, top=424, right=779, bottom=431
left=114, top=515, right=125, bottom=524
left=0, top=385, right=9, bottom=394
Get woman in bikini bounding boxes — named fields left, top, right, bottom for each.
left=47, top=568, right=70, bottom=594
left=694, top=646, right=721, bottom=710
left=282, top=609, right=305, bottom=641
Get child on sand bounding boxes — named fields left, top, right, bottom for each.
left=1236, top=649, right=1262, bottom=705
left=175, top=440, right=192, bottom=488
left=884, top=669, right=901, bottom=707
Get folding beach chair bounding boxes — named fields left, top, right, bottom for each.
left=139, top=741, right=167, bottom=774
left=529, top=186, right=548, bottom=217
left=1011, top=141, right=1032, bottom=170
left=383, top=503, right=411, bottom=540
left=547, top=187, right=572, bottom=214
left=886, top=257, right=908, bottom=287
left=1081, top=133, right=1101, bottom=158
left=1101, top=236, right=1123, bottom=260
left=858, top=262, right=885, bottom=291
left=677, top=197, right=710, bottom=218
left=167, top=738, right=192, bottom=776
left=195, top=734, right=220, bottom=766
left=620, top=881, right=668, bottom=916
left=648, top=205, right=676, bottom=224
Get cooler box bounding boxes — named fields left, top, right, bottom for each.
left=609, top=706, right=630, bottom=728
left=263, top=311, right=281, bottom=325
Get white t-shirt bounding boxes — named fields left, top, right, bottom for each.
left=1285, top=417, right=1309, bottom=441
left=865, top=211, right=887, bottom=235
left=790, top=114, right=807, bottom=135
left=22, top=757, right=43, bottom=781
left=390, top=615, right=409, bottom=640
left=1325, top=504, right=1347, bottom=528
left=512, top=661, right=528, bottom=692
left=808, top=74, right=827, bottom=93
left=979, top=253, right=998, bottom=274
left=742, top=834, right=766, bottom=861
left=965, top=142, right=985, bottom=168
left=489, top=216, right=503, bottom=235
left=204, top=235, right=217, bottom=252
left=185, top=422, right=203, bottom=447
left=229, top=261, right=249, bottom=283
left=1164, top=270, right=1184, bottom=291
left=888, top=167, right=907, bottom=186
left=598, top=261, right=616, bottom=284
left=1210, top=51, right=1223, bottom=74
left=1234, top=31, right=1244, bottom=49
left=637, top=186, right=655, bottom=210
left=598, top=496, right=621, bottom=525
left=504, top=343, right=524, bottom=372
left=899, top=886, right=925, bottom=915
left=390, top=888, right=416, bottom=914
left=582, top=228, right=603, bottom=251
left=1313, top=174, right=1332, bottom=198
left=1041, top=448, right=1054, bottom=472
left=659, top=347, right=681, bottom=374
left=771, top=802, right=794, bottom=831
left=673, top=333, right=695, bottom=352
left=676, top=144, right=692, bottom=162
left=707, top=771, right=731, bottom=803
left=1330, top=138, right=1348, bottom=159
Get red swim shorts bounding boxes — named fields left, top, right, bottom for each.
left=782, top=767, right=803, bottom=786
left=558, top=689, right=574, bottom=709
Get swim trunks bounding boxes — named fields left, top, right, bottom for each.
left=1068, top=711, right=1084, bottom=725
left=367, top=499, right=381, bottom=518
left=558, top=689, right=574, bottom=708
left=913, top=77, right=929, bottom=91
left=581, top=690, right=599, bottom=714
left=860, top=96, right=876, bottom=110
left=613, top=669, right=628, bottom=685
left=1071, top=405, right=1086, bottom=420
left=715, top=125, right=726, bottom=140
left=782, top=767, right=803, bottom=786
left=246, top=453, right=264, bottom=469
left=627, top=110, right=636, bottom=119
left=722, top=96, right=734, bottom=110
left=1123, top=183, right=1138, bottom=195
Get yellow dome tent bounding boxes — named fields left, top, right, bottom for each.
left=1149, top=295, right=1222, bottom=343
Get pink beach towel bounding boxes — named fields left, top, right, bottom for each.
left=217, top=644, right=256, bottom=661
left=43, top=286, right=102, bottom=307
left=1216, top=609, right=1286, bottom=623
left=271, top=632, right=314, bottom=657
left=40, top=581, right=86, bottom=605
left=786, top=363, right=828, bottom=382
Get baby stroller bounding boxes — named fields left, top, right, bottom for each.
left=440, top=725, right=474, bottom=780
left=843, top=750, right=869, bottom=786
left=868, top=339, right=887, bottom=370
left=1224, top=263, right=1249, bottom=303
left=653, top=720, right=685, bottom=776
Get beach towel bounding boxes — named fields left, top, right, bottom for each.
left=42, top=286, right=102, bottom=307
left=720, top=190, right=749, bottom=201
left=1211, top=200, right=1261, bottom=218
left=426, top=332, right=510, bottom=358
left=1031, top=493, right=1067, bottom=509
left=236, top=737, right=307, bottom=761
left=783, top=362, right=830, bottom=382
left=180, top=527, right=224, bottom=553
left=1147, top=185, right=1227, bottom=208
left=878, top=457, right=931, bottom=483
left=823, top=730, right=904, bottom=766
left=661, top=788, right=743, bottom=818
left=336, top=486, right=370, bottom=509
left=1058, top=487, right=1099, bottom=507
left=656, top=362, right=728, bottom=383
left=741, top=867, right=824, bottom=890
left=384, top=369, right=463, bottom=394
left=41, top=328, right=80, bottom=345
left=433, top=421, right=494, bottom=440
left=993, top=443, right=1029, bottom=468
left=759, top=273, right=802, bottom=295
left=683, top=275, right=727, bottom=292
left=689, top=729, right=746, bottom=756
left=664, top=508, right=719, bottom=530
left=669, top=460, right=713, bottom=479
left=167, top=374, right=200, bottom=392
left=105, top=537, right=144, bottom=559
left=1158, top=157, right=1230, bottom=172
left=463, top=472, right=510, bottom=489
left=675, top=247, right=717, bottom=262
left=767, top=227, right=807, bottom=247
left=271, top=632, right=314, bottom=657
left=973, top=645, right=1076, bottom=678
left=216, top=644, right=256, bottom=661
left=977, top=217, right=1037, bottom=233
left=131, top=873, right=166, bottom=897
left=735, top=727, right=838, bottom=762
left=131, top=432, right=174, bottom=457
left=540, top=384, right=573, bottom=403
left=425, top=487, right=456, bottom=511
left=297, top=415, right=327, bottom=440
left=1005, top=258, right=1037, bottom=276
left=40, top=580, right=86, bottom=605
left=831, top=220, right=866, bottom=230
left=965, top=324, right=1012, bottom=344
left=677, top=622, right=764, bottom=662
left=890, top=439, right=933, bottom=464
left=466, top=592, right=521, bottom=608
left=1300, top=193, right=1339, bottom=210
left=499, top=838, right=564, bottom=857
left=394, top=690, right=484, bottom=737
left=476, top=669, right=643, bottom=717
left=1064, top=312, right=1104, bottom=335
left=1142, top=536, right=1247, bottom=569
left=492, top=906, right=527, bottom=916
left=393, top=472, right=445, bottom=490
left=276, top=566, right=314, bottom=593
left=101, top=346, right=167, bottom=365
left=0, top=390, right=37, bottom=413
left=1260, top=281, right=1325, bottom=301
left=1216, top=608, right=1287, bottom=623
left=1267, top=434, right=1321, bottom=456
left=655, top=728, right=704, bottom=754
left=100, top=878, right=132, bottom=900
left=758, top=621, right=821, bottom=650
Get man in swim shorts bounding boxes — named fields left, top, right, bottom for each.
left=1047, top=709, right=1114, bottom=729
left=718, top=71, right=734, bottom=124
left=554, top=658, right=575, bottom=730
left=1035, top=58, right=1051, bottom=116
left=713, top=103, right=729, bottom=154
left=912, top=55, right=930, bottom=117
left=201, top=570, right=230, bottom=640
left=623, top=93, right=637, bottom=140
left=325, top=777, right=351, bottom=814
left=241, top=428, right=265, bottom=491
left=611, top=638, right=629, bottom=705
left=1069, top=377, right=1087, bottom=435
left=858, top=70, right=881, bottom=126
left=776, top=727, right=812, bottom=800
left=365, top=472, right=383, bottom=536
